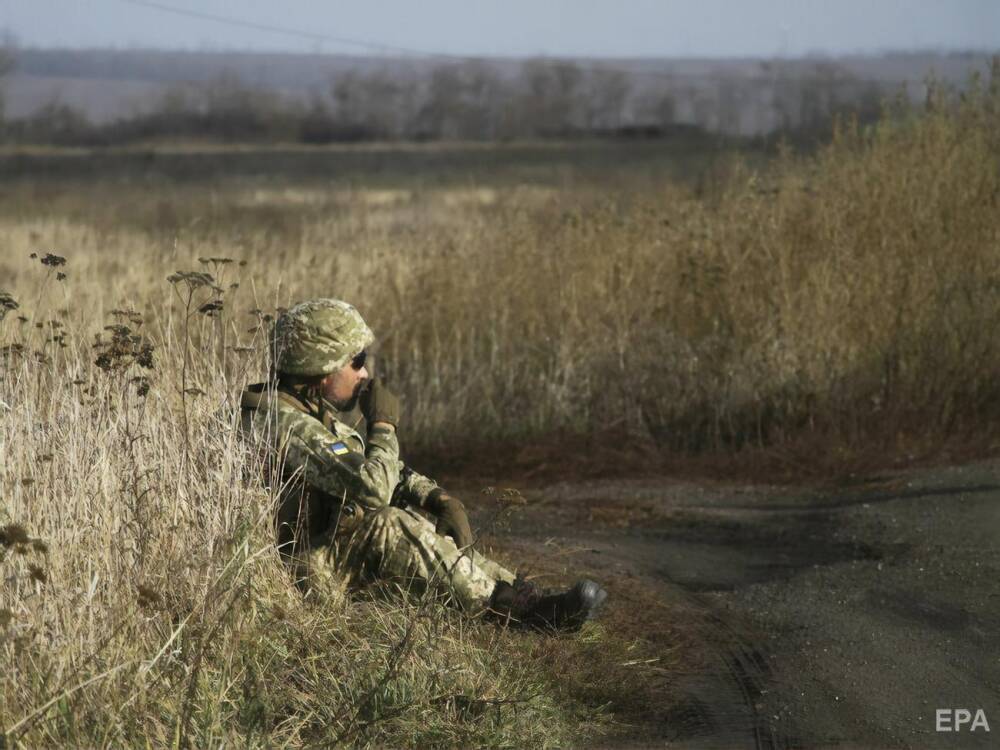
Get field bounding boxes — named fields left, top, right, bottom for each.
left=1, top=75, right=999, bottom=746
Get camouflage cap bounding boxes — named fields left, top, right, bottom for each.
left=271, top=299, right=374, bottom=376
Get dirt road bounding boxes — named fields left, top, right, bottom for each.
left=486, top=459, right=1000, bottom=749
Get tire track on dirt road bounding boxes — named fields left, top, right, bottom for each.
left=489, top=461, right=1000, bottom=748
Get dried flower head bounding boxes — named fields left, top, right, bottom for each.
left=499, top=488, right=528, bottom=506
left=94, top=323, right=156, bottom=374
left=131, top=376, right=151, bottom=397
left=0, top=291, right=18, bottom=322
left=40, top=253, right=67, bottom=267
left=111, top=309, right=144, bottom=327
left=0, top=524, right=30, bottom=548
left=137, top=584, right=163, bottom=610
left=27, top=563, right=47, bottom=584
left=167, top=271, right=219, bottom=292
left=198, top=299, right=224, bottom=316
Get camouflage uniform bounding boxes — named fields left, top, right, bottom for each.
left=240, top=299, right=514, bottom=611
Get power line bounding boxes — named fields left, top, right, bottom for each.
left=116, top=0, right=691, bottom=82
left=117, top=0, right=944, bottom=88
left=119, top=0, right=467, bottom=59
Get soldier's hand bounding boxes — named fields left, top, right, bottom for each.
left=359, top=377, right=401, bottom=428
left=426, top=490, right=474, bottom=549
left=333, top=503, right=365, bottom=537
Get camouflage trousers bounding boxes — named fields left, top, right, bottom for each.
left=304, top=506, right=515, bottom=611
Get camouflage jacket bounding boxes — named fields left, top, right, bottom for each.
left=239, top=382, right=438, bottom=546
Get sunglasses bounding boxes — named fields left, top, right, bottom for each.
left=350, top=350, right=368, bottom=371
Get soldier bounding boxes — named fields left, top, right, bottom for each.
left=238, top=298, right=607, bottom=630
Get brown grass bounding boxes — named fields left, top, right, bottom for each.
left=1, top=71, right=999, bottom=746
left=0, top=245, right=597, bottom=746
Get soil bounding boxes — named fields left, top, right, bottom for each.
left=464, top=458, right=1000, bottom=749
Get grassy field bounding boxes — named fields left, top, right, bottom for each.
left=1, top=73, right=999, bottom=746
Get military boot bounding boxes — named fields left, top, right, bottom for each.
left=488, top=576, right=608, bottom=631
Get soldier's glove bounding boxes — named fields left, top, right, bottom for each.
left=359, top=377, right=401, bottom=428
left=333, top=503, right=365, bottom=537
left=425, top=489, right=474, bottom=549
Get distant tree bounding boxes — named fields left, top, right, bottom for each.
left=201, top=72, right=291, bottom=140
left=148, top=84, right=198, bottom=135
left=691, top=90, right=716, bottom=131
left=583, top=68, right=630, bottom=131
left=656, top=92, right=677, bottom=127
left=451, top=61, right=507, bottom=139
left=331, top=68, right=415, bottom=139
left=797, top=63, right=887, bottom=139
left=416, top=61, right=507, bottom=140
left=771, top=62, right=803, bottom=131
left=853, top=81, right=885, bottom=124
left=0, top=31, right=17, bottom=127
left=716, top=77, right=742, bottom=135
left=414, top=65, right=462, bottom=139
left=117, top=73, right=300, bottom=142
left=298, top=95, right=340, bottom=144
left=798, top=63, right=840, bottom=132
left=514, top=58, right=584, bottom=136
left=16, top=99, right=93, bottom=145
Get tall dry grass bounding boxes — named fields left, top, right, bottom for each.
left=1, top=71, right=999, bottom=745
left=7, top=74, right=990, bottom=459
left=0, top=269, right=592, bottom=746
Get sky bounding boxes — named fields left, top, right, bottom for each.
left=1, top=0, right=998, bottom=59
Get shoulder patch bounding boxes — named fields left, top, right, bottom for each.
left=328, top=441, right=350, bottom=456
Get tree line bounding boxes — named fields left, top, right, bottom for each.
left=0, top=53, right=891, bottom=146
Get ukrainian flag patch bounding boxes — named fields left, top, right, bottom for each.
left=328, top=441, right=350, bottom=456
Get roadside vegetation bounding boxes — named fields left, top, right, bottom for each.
left=0, top=257, right=616, bottom=746
left=1, top=69, right=998, bottom=745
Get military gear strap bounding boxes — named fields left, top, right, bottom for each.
left=391, top=465, right=415, bottom=508
left=276, top=387, right=314, bottom=415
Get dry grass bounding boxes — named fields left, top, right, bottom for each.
left=0, top=297, right=597, bottom=746
left=1, top=72, right=999, bottom=746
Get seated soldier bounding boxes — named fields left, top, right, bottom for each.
left=238, top=298, right=607, bottom=630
